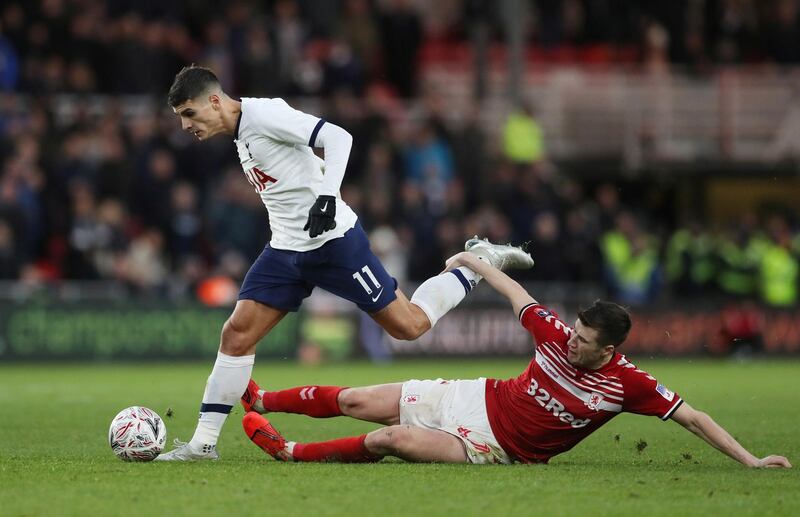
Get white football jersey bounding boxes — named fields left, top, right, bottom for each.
left=233, top=97, right=358, bottom=251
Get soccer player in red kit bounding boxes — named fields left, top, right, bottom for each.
left=240, top=249, right=791, bottom=468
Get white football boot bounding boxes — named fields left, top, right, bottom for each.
left=155, top=439, right=220, bottom=461
left=464, top=236, right=534, bottom=271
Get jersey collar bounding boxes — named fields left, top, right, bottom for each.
left=233, top=109, right=243, bottom=140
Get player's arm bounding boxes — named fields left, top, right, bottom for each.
left=444, top=252, right=536, bottom=316
left=302, top=121, right=353, bottom=237
left=311, top=122, right=352, bottom=196
left=670, top=401, right=791, bottom=468
left=255, top=99, right=353, bottom=237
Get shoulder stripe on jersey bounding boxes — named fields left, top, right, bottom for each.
left=583, top=373, right=623, bottom=387
left=581, top=376, right=624, bottom=394
left=518, top=302, right=537, bottom=321
left=661, top=398, right=684, bottom=421
left=308, top=118, right=326, bottom=147
left=535, top=350, right=623, bottom=411
left=538, top=342, right=624, bottom=394
left=537, top=348, right=624, bottom=402
left=539, top=342, right=576, bottom=373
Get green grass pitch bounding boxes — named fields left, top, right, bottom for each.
left=1, top=359, right=798, bottom=516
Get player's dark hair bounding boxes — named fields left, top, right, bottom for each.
left=168, top=65, right=220, bottom=107
left=577, top=300, right=631, bottom=348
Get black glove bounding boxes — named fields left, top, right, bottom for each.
left=304, top=195, right=337, bottom=238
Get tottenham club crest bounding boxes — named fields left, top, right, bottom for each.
left=586, top=392, right=604, bottom=411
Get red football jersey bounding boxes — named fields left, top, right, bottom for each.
left=485, top=303, right=683, bottom=464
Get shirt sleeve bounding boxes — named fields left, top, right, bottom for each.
left=518, top=303, right=572, bottom=347
left=621, top=367, right=683, bottom=420
left=250, top=98, right=324, bottom=147
left=313, top=122, right=353, bottom=196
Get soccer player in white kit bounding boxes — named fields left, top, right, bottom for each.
left=157, top=66, right=533, bottom=460
left=240, top=252, right=791, bottom=468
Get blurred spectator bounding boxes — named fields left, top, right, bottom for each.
left=595, top=183, right=622, bottom=233
left=92, top=198, right=129, bottom=279
left=200, top=20, right=235, bottom=92
left=209, top=167, right=269, bottom=260
left=561, top=206, right=602, bottom=282
left=369, top=224, right=407, bottom=287
left=337, top=0, right=380, bottom=77
left=451, top=105, right=488, bottom=206
left=275, top=0, right=308, bottom=92
left=322, top=39, right=365, bottom=95
left=168, top=181, right=206, bottom=263
left=0, top=218, right=21, bottom=278
left=759, top=215, right=798, bottom=307
left=379, top=0, right=422, bottom=97
left=134, top=148, right=177, bottom=233
left=527, top=211, right=569, bottom=281
left=63, top=179, right=101, bottom=279
left=502, top=102, right=545, bottom=166
left=118, top=227, right=168, bottom=293
left=665, top=221, right=716, bottom=296
left=236, top=21, right=280, bottom=97
left=403, top=119, right=455, bottom=216
left=601, top=212, right=661, bottom=305
left=0, top=20, right=20, bottom=90
left=715, top=215, right=766, bottom=299
left=763, top=0, right=800, bottom=64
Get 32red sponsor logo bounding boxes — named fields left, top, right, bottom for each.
left=526, top=378, right=591, bottom=428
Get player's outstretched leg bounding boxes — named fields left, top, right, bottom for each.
left=464, top=236, right=535, bottom=270
left=157, top=300, right=287, bottom=461
left=404, top=237, right=533, bottom=330
left=241, top=379, right=345, bottom=417
left=243, top=412, right=382, bottom=463
left=243, top=413, right=468, bottom=463
left=242, top=381, right=403, bottom=425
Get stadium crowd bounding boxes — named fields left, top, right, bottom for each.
left=1, top=0, right=799, bottom=308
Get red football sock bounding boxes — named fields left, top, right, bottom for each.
left=292, top=435, right=382, bottom=463
left=262, top=386, right=345, bottom=418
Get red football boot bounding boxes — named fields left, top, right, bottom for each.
left=243, top=412, right=292, bottom=462
left=241, top=379, right=264, bottom=413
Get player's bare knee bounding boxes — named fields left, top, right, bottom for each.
left=337, top=388, right=361, bottom=415
left=375, top=425, right=413, bottom=455
left=365, top=426, right=402, bottom=455
left=220, top=317, right=252, bottom=355
left=385, top=326, right=409, bottom=340
left=363, top=428, right=389, bottom=454
left=389, top=320, right=427, bottom=341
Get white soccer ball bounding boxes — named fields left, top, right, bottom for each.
left=108, top=406, right=167, bottom=461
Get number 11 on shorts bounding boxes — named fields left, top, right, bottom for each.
left=353, top=266, right=381, bottom=294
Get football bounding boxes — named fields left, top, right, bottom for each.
left=108, top=406, right=167, bottom=462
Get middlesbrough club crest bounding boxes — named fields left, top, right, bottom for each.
left=586, top=392, right=604, bottom=411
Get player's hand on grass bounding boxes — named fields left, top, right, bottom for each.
left=304, top=195, right=337, bottom=238
left=752, top=455, right=792, bottom=468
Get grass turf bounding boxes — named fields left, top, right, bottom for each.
left=0, top=359, right=798, bottom=516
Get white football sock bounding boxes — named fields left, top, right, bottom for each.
left=410, top=267, right=481, bottom=328
left=190, top=351, right=255, bottom=448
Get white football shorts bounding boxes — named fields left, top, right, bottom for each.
left=399, top=378, right=512, bottom=465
